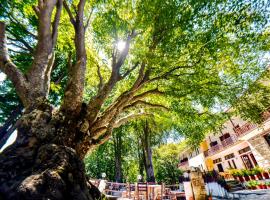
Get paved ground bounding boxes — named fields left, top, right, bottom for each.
left=213, top=189, right=270, bottom=199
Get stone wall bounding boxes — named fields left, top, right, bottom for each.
left=248, top=133, right=270, bottom=168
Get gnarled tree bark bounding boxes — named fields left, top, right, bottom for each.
left=0, top=0, right=168, bottom=198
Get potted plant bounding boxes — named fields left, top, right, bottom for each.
left=247, top=180, right=258, bottom=190
left=266, top=182, right=270, bottom=189
left=208, top=191, right=212, bottom=200
left=229, top=169, right=237, bottom=180
left=249, top=169, right=257, bottom=180
left=231, top=169, right=244, bottom=182
left=242, top=169, right=251, bottom=181
left=262, top=170, right=270, bottom=179
left=246, top=181, right=252, bottom=190
left=258, top=182, right=267, bottom=189
left=252, top=167, right=264, bottom=180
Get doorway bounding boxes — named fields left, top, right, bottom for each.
left=217, top=163, right=224, bottom=172
left=241, top=154, right=254, bottom=169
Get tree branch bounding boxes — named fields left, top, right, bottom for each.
left=52, top=0, right=63, bottom=47
left=61, top=0, right=87, bottom=114
left=123, top=100, right=169, bottom=111
left=130, top=88, right=164, bottom=103
left=7, top=35, right=33, bottom=53
left=0, top=22, right=29, bottom=107
left=86, top=31, right=137, bottom=123
left=63, top=0, right=75, bottom=25
left=97, top=64, right=103, bottom=91
left=121, top=62, right=139, bottom=79
left=27, top=0, right=61, bottom=102
left=113, top=113, right=152, bottom=128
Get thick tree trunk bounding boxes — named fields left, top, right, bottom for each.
left=0, top=105, right=101, bottom=200
left=113, top=131, right=123, bottom=183
left=141, top=121, right=155, bottom=183
left=137, top=137, right=145, bottom=182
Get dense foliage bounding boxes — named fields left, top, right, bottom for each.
left=0, top=0, right=270, bottom=197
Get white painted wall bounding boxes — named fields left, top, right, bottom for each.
left=188, top=153, right=207, bottom=171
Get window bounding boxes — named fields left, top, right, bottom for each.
left=210, top=141, right=218, bottom=147
left=225, top=153, right=235, bottom=160
left=220, top=133, right=230, bottom=141
left=228, top=160, right=232, bottom=168
left=232, top=159, right=237, bottom=169
left=213, top=158, right=222, bottom=164
left=239, top=146, right=251, bottom=155
left=264, top=134, right=270, bottom=146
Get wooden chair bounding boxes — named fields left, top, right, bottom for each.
left=135, top=182, right=149, bottom=200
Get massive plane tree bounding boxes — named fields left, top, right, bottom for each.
left=0, top=0, right=269, bottom=199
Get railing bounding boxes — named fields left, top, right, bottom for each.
left=99, top=181, right=185, bottom=200
left=178, top=161, right=188, bottom=167
left=220, top=134, right=237, bottom=147
left=205, top=135, right=238, bottom=157
left=202, top=113, right=269, bottom=158
left=233, top=123, right=257, bottom=137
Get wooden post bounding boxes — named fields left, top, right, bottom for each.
left=127, top=183, right=131, bottom=199
left=146, top=182, right=148, bottom=200
left=161, top=183, right=164, bottom=200
left=135, top=182, right=139, bottom=200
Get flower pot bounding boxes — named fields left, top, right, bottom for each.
left=267, top=185, right=270, bottom=189
left=252, top=186, right=257, bottom=190
left=208, top=197, right=212, bottom=200
left=244, top=176, right=250, bottom=181
left=233, top=175, right=237, bottom=180
left=238, top=176, right=244, bottom=182
left=257, top=173, right=263, bottom=180
left=250, top=175, right=256, bottom=180
left=258, top=185, right=266, bottom=189
left=263, top=172, right=269, bottom=179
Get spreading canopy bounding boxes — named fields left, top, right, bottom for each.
left=0, top=0, right=269, bottom=151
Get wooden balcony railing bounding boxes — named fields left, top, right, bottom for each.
left=221, top=134, right=237, bottom=147
left=204, top=135, right=238, bottom=157
left=233, top=123, right=257, bottom=137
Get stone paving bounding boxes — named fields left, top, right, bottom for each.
left=213, top=189, right=270, bottom=199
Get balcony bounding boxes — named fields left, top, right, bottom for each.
left=221, top=134, right=237, bottom=147
left=204, top=135, right=238, bottom=157
left=233, top=123, right=256, bottom=137
left=178, top=161, right=188, bottom=167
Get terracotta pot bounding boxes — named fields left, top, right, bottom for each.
left=267, top=185, right=270, bottom=189
left=258, top=185, right=266, bottom=189
left=257, top=173, right=263, bottom=180
left=250, top=175, right=256, bottom=180
left=244, top=176, right=250, bottom=181
left=252, top=186, right=257, bottom=190
left=238, top=176, right=245, bottom=182
left=263, top=172, right=269, bottom=179
left=208, top=197, right=212, bottom=200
